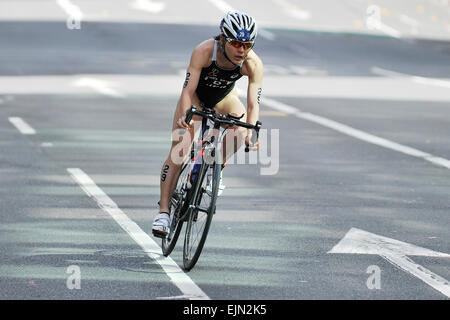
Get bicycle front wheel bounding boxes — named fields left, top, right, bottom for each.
left=162, top=163, right=190, bottom=257
left=183, top=163, right=221, bottom=271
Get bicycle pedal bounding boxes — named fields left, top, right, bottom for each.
left=152, top=229, right=168, bottom=239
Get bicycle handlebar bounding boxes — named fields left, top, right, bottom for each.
left=185, top=105, right=261, bottom=152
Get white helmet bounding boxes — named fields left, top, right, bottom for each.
left=220, top=11, right=257, bottom=42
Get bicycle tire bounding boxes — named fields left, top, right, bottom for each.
left=161, top=163, right=190, bottom=256
left=183, top=162, right=220, bottom=271
left=161, top=210, right=183, bottom=257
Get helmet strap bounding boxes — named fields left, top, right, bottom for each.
left=220, top=36, right=239, bottom=67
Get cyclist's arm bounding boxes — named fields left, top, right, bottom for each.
left=177, top=43, right=209, bottom=127
left=245, top=53, right=264, bottom=134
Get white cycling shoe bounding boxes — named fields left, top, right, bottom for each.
left=152, top=212, right=170, bottom=238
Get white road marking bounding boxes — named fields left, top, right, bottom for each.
left=8, top=117, right=36, bottom=135
left=329, top=228, right=450, bottom=298
left=264, top=64, right=290, bottom=75
left=366, top=5, right=402, bottom=38
left=131, top=0, right=165, bottom=14
left=262, top=97, right=450, bottom=170
left=399, top=14, right=420, bottom=28
left=412, top=76, right=450, bottom=89
left=56, top=0, right=83, bottom=20
left=2, top=74, right=450, bottom=102
left=375, top=21, right=402, bottom=38
left=272, top=0, right=311, bottom=20
left=207, top=0, right=233, bottom=13
left=72, top=77, right=125, bottom=98
left=41, top=142, right=54, bottom=147
left=258, top=29, right=276, bottom=41
left=372, top=66, right=450, bottom=89
left=289, top=65, right=328, bottom=76
left=371, top=66, right=406, bottom=78
left=67, top=168, right=210, bottom=300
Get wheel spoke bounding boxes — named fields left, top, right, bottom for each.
left=183, top=164, right=220, bottom=270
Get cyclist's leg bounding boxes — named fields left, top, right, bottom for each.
left=158, top=97, right=202, bottom=214
left=214, top=89, right=247, bottom=164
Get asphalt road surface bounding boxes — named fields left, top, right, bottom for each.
left=1, top=0, right=449, bottom=301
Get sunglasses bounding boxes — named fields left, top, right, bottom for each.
left=226, top=38, right=254, bottom=50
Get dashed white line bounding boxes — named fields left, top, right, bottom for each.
left=262, top=97, right=450, bottom=170
left=8, top=117, right=36, bottom=135
left=72, top=77, right=125, bottom=98
left=41, top=142, right=54, bottom=148
left=372, top=66, right=450, bottom=89
left=67, top=168, right=210, bottom=300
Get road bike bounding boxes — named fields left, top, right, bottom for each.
left=161, top=104, right=261, bottom=271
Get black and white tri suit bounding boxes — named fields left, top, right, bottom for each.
left=195, top=37, right=244, bottom=109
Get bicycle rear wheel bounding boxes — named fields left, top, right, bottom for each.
left=183, top=162, right=221, bottom=270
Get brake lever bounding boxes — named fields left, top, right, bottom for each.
left=185, top=104, right=197, bottom=125
left=245, top=121, right=262, bottom=153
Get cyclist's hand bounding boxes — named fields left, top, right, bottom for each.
left=176, top=115, right=190, bottom=130
left=245, top=133, right=260, bottom=151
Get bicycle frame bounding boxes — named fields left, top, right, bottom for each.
left=163, top=104, right=262, bottom=269
left=177, top=116, right=222, bottom=222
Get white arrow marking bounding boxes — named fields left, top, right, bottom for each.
left=329, top=228, right=450, bottom=298
left=366, top=5, right=402, bottom=38
left=72, top=77, right=125, bottom=98
left=131, top=0, right=165, bottom=14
